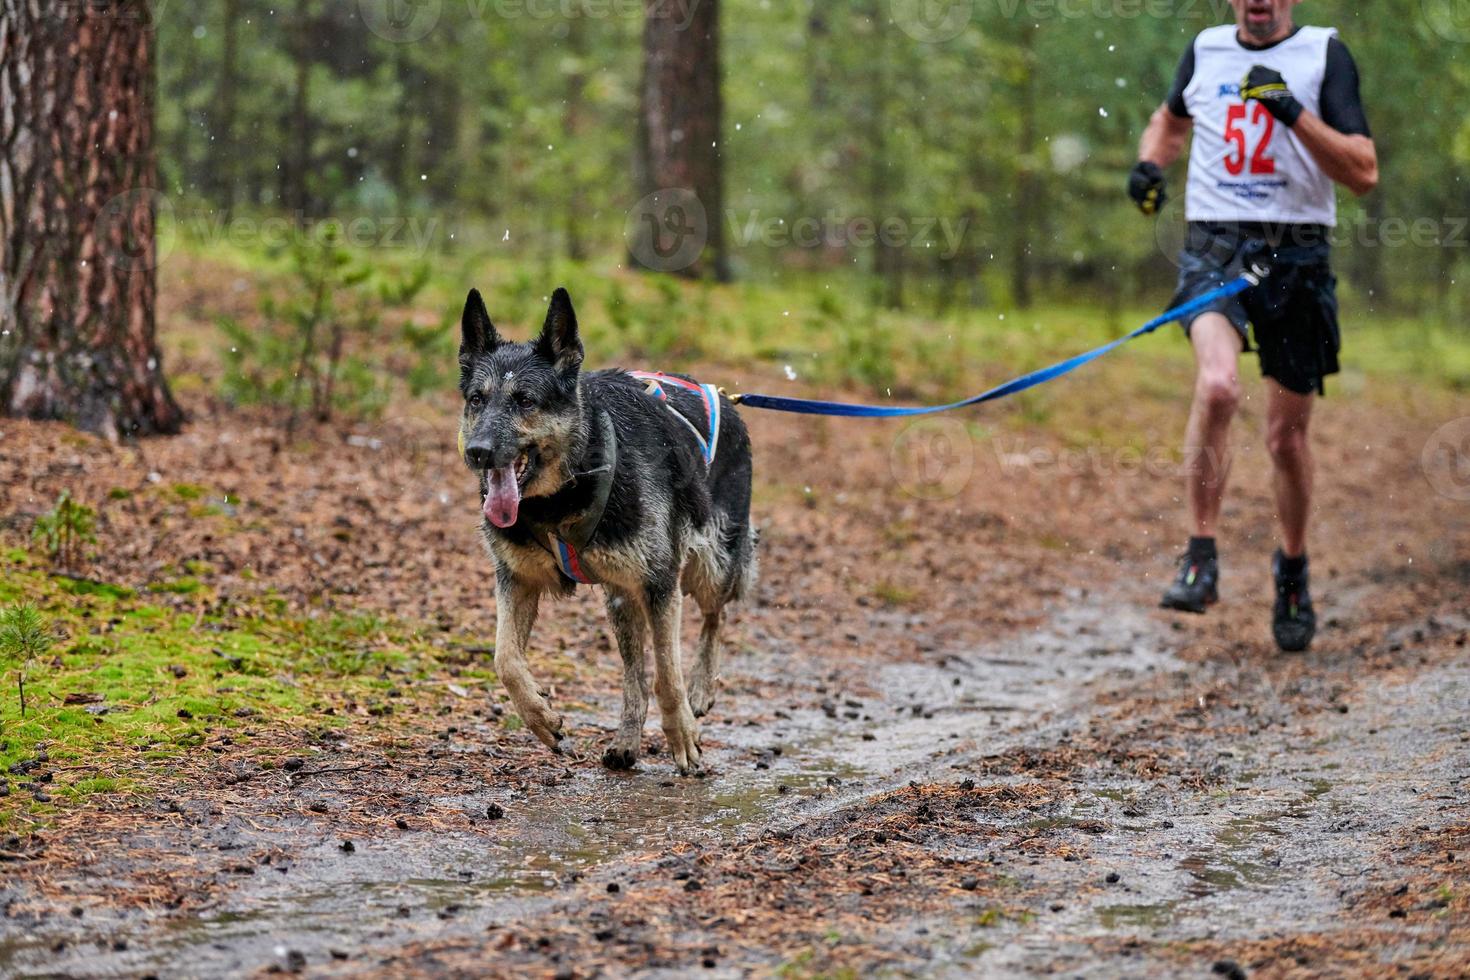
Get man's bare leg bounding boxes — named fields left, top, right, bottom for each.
left=1265, top=379, right=1315, bottom=557
left=1184, top=313, right=1245, bottom=536
left=1163, top=313, right=1244, bottom=613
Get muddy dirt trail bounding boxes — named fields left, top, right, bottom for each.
left=2, top=383, right=1469, bottom=977
left=4, top=578, right=1467, bottom=978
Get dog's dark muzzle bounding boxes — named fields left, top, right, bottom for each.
left=463, top=439, right=516, bottom=472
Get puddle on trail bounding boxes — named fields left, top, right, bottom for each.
left=0, top=601, right=1175, bottom=978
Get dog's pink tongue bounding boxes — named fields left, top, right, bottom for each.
left=483, top=466, right=521, bottom=528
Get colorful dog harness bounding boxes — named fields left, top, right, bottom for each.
left=629, top=371, right=722, bottom=467
left=544, top=373, right=723, bottom=586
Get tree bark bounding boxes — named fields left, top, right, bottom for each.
left=864, top=0, right=902, bottom=309
left=284, top=0, right=313, bottom=216
left=208, top=0, right=241, bottom=212
left=0, top=0, right=182, bottom=439
left=1010, top=22, right=1038, bottom=310
left=563, top=13, right=589, bottom=262
left=635, top=0, right=728, bottom=281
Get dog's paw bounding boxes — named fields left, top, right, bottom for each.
left=686, top=673, right=718, bottom=719
left=523, top=703, right=565, bottom=753
left=601, top=741, right=639, bottom=771
left=664, top=711, right=702, bottom=775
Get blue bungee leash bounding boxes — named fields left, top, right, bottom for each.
left=727, top=266, right=1268, bottom=418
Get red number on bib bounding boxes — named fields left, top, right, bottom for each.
left=1224, top=102, right=1277, bottom=176
left=1249, top=103, right=1276, bottom=175
left=1224, top=104, right=1249, bottom=175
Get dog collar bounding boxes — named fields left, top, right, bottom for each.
left=544, top=410, right=617, bottom=585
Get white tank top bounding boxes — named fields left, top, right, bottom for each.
left=1182, top=25, right=1338, bottom=226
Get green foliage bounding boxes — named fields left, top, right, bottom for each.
left=0, top=603, right=53, bottom=720
left=31, top=491, right=97, bottom=575
left=400, top=310, right=456, bottom=398
left=156, top=1, right=1466, bottom=322
left=217, top=225, right=428, bottom=428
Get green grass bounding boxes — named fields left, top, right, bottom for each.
left=172, top=234, right=1470, bottom=427
left=0, top=551, right=495, bottom=825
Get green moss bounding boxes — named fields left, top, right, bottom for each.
left=57, top=578, right=135, bottom=600
left=147, top=577, right=206, bottom=595
left=0, top=569, right=469, bottom=821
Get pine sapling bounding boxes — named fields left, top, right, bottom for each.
left=0, top=603, right=53, bottom=721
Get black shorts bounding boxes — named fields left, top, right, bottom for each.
left=1172, top=222, right=1341, bottom=396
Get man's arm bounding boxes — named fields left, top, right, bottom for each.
left=1129, top=41, right=1196, bottom=214
left=1290, top=113, right=1378, bottom=196
left=1138, top=104, right=1193, bottom=169
left=1242, top=39, right=1378, bottom=197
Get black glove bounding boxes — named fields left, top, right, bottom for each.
left=1128, top=160, right=1167, bottom=216
left=1240, top=65, right=1303, bottom=126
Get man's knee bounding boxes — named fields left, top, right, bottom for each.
left=1266, top=420, right=1310, bottom=465
left=1195, top=369, right=1241, bottom=418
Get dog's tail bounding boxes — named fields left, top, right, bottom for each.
left=728, top=524, right=759, bottom=604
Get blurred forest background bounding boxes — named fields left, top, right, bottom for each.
left=155, top=0, right=1467, bottom=314
left=4, top=0, right=1469, bottom=443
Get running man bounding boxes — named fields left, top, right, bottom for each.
left=1128, top=0, right=1377, bottom=650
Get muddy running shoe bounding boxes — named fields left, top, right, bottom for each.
left=1161, top=538, right=1219, bottom=614
left=1272, top=549, right=1316, bottom=652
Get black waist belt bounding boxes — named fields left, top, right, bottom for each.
left=1189, top=221, right=1332, bottom=249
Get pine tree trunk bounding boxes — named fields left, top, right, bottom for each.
left=635, top=0, right=728, bottom=281
left=563, top=13, right=589, bottom=263
left=865, top=0, right=902, bottom=310
left=0, top=0, right=182, bottom=439
left=284, top=0, right=313, bottom=217
left=1011, top=22, right=1038, bottom=311
left=209, top=0, right=240, bottom=212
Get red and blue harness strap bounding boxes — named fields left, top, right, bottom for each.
left=550, top=533, right=595, bottom=584
left=628, top=371, right=721, bottom=466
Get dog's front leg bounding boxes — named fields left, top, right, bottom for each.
left=646, top=584, right=701, bottom=774
left=493, top=568, right=563, bottom=752
left=601, top=589, right=648, bottom=771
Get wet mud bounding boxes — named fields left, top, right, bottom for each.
left=5, top=587, right=1465, bottom=978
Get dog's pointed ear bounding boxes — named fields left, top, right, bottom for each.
left=459, top=289, right=501, bottom=380
left=535, top=287, right=583, bottom=378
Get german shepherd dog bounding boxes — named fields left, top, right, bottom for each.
left=457, top=287, right=757, bottom=774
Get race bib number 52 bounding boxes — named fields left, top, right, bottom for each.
left=1223, top=102, right=1277, bottom=176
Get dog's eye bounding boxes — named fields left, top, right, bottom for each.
left=514, top=393, right=536, bottom=411
left=467, top=393, right=484, bottom=411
